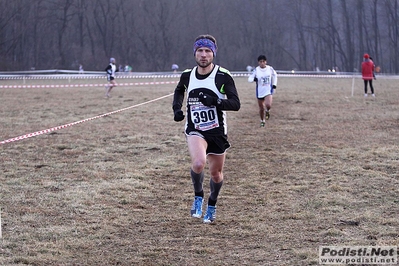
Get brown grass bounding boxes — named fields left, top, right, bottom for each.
left=0, top=76, right=398, bottom=265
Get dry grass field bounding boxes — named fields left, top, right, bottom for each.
left=0, top=75, right=398, bottom=265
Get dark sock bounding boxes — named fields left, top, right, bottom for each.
left=195, top=191, right=204, bottom=198
left=191, top=169, right=204, bottom=197
left=208, top=198, right=217, bottom=206
left=209, top=179, right=223, bottom=206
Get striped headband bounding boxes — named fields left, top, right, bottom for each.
left=193, top=38, right=217, bottom=57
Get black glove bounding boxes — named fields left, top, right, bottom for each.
left=174, top=109, right=185, bottom=122
left=254, top=77, right=258, bottom=82
left=198, top=93, right=219, bottom=107
left=272, top=85, right=277, bottom=89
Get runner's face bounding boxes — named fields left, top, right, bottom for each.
left=258, top=59, right=267, bottom=68
left=195, top=47, right=214, bottom=68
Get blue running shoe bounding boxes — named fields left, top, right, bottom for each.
left=203, top=205, right=216, bottom=223
left=190, top=196, right=203, bottom=218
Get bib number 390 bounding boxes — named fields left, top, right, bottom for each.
left=193, top=109, right=215, bottom=123
left=191, top=105, right=219, bottom=131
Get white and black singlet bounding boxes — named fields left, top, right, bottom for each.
left=173, top=65, right=240, bottom=137
left=105, top=63, right=117, bottom=81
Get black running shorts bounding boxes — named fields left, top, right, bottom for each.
left=186, top=130, right=231, bottom=155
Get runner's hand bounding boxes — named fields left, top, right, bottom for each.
left=199, top=93, right=218, bottom=107
left=174, top=109, right=185, bottom=122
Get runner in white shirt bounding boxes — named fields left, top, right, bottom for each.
left=248, top=55, right=277, bottom=127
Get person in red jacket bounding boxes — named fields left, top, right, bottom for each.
left=361, top=53, right=375, bottom=97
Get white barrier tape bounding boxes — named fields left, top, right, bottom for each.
left=0, top=73, right=361, bottom=81
left=2, top=73, right=397, bottom=83
left=274, top=74, right=357, bottom=78
left=0, top=74, right=181, bottom=80
left=0, top=81, right=178, bottom=89
left=0, top=93, right=174, bottom=145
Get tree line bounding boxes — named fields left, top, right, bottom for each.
left=0, top=0, right=398, bottom=73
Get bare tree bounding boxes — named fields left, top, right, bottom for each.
left=0, top=0, right=398, bottom=73
left=384, top=0, right=399, bottom=73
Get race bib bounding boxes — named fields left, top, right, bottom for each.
left=261, top=76, right=270, bottom=86
left=190, top=104, right=219, bottom=131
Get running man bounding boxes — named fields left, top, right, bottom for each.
left=172, top=34, right=240, bottom=223
left=248, top=55, right=278, bottom=127
left=105, top=57, right=118, bottom=98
